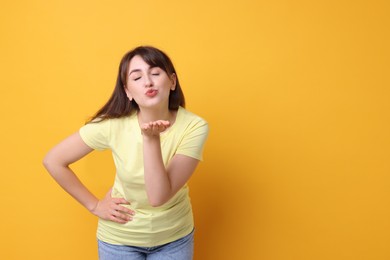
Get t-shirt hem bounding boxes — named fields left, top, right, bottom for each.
left=96, top=224, right=194, bottom=247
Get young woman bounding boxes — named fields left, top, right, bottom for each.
left=43, top=46, right=209, bottom=259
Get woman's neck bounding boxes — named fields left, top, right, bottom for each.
left=137, top=108, right=176, bottom=125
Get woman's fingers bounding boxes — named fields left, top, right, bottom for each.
left=91, top=189, right=135, bottom=224
left=110, top=208, right=133, bottom=223
left=111, top=197, right=135, bottom=216
left=98, top=191, right=135, bottom=223
left=141, top=120, right=170, bottom=135
left=112, top=197, right=130, bottom=205
left=109, top=212, right=128, bottom=224
left=111, top=197, right=134, bottom=215
left=113, top=203, right=135, bottom=216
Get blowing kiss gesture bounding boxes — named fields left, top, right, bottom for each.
left=141, top=120, right=171, bottom=136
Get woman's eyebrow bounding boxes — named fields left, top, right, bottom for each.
left=128, top=69, right=141, bottom=76
left=128, top=66, right=158, bottom=76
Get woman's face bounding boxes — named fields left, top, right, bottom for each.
left=125, top=55, right=176, bottom=109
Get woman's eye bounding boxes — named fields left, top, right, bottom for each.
left=151, top=73, right=160, bottom=76
left=133, top=77, right=141, bottom=81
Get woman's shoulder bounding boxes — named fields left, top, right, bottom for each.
left=82, top=113, right=137, bottom=132
left=89, top=113, right=136, bottom=124
left=175, top=107, right=209, bottom=133
left=178, top=107, right=208, bottom=124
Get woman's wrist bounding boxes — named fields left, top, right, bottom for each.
left=142, top=133, right=161, bottom=142
left=87, top=198, right=100, bottom=213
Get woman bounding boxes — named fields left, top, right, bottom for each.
left=43, top=46, right=209, bottom=259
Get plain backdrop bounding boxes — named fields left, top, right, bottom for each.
left=0, top=0, right=389, bottom=259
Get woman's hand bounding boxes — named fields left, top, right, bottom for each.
left=91, top=189, right=135, bottom=224
left=141, top=120, right=170, bottom=136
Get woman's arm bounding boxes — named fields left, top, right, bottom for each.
left=43, top=132, right=134, bottom=223
left=141, top=121, right=200, bottom=207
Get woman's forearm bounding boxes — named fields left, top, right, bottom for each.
left=43, top=132, right=134, bottom=224
left=43, top=132, right=99, bottom=211
left=44, top=162, right=99, bottom=212
left=142, top=135, right=172, bottom=207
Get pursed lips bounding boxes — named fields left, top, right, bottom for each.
left=145, top=89, right=158, bottom=97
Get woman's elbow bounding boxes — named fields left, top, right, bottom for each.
left=148, top=197, right=168, bottom=207
left=42, top=152, right=62, bottom=173
left=42, top=153, right=51, bottom=170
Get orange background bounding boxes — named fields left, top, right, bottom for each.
left=1, top=1, right=389, bottom=259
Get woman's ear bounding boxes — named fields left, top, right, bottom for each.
left=170, top=73, right=177, bottom=91
left=124, top=86, right=133, bottom=101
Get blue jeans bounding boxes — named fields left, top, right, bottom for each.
left=97, top=229, right=194, bottom=260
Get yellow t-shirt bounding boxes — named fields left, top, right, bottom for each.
left=79, top=107, right=209, bottom=247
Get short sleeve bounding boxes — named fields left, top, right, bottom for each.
left=79, top=119, right=111, bottom=150
left=176, top=119, right=209, bottom=161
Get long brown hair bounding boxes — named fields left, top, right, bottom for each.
left=88, top=46, right=185, bottom=123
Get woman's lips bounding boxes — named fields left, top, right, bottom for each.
left=145, top=89, right=158, bottom=97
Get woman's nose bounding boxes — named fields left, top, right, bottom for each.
left=144, top=74, right=153, bottom=87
